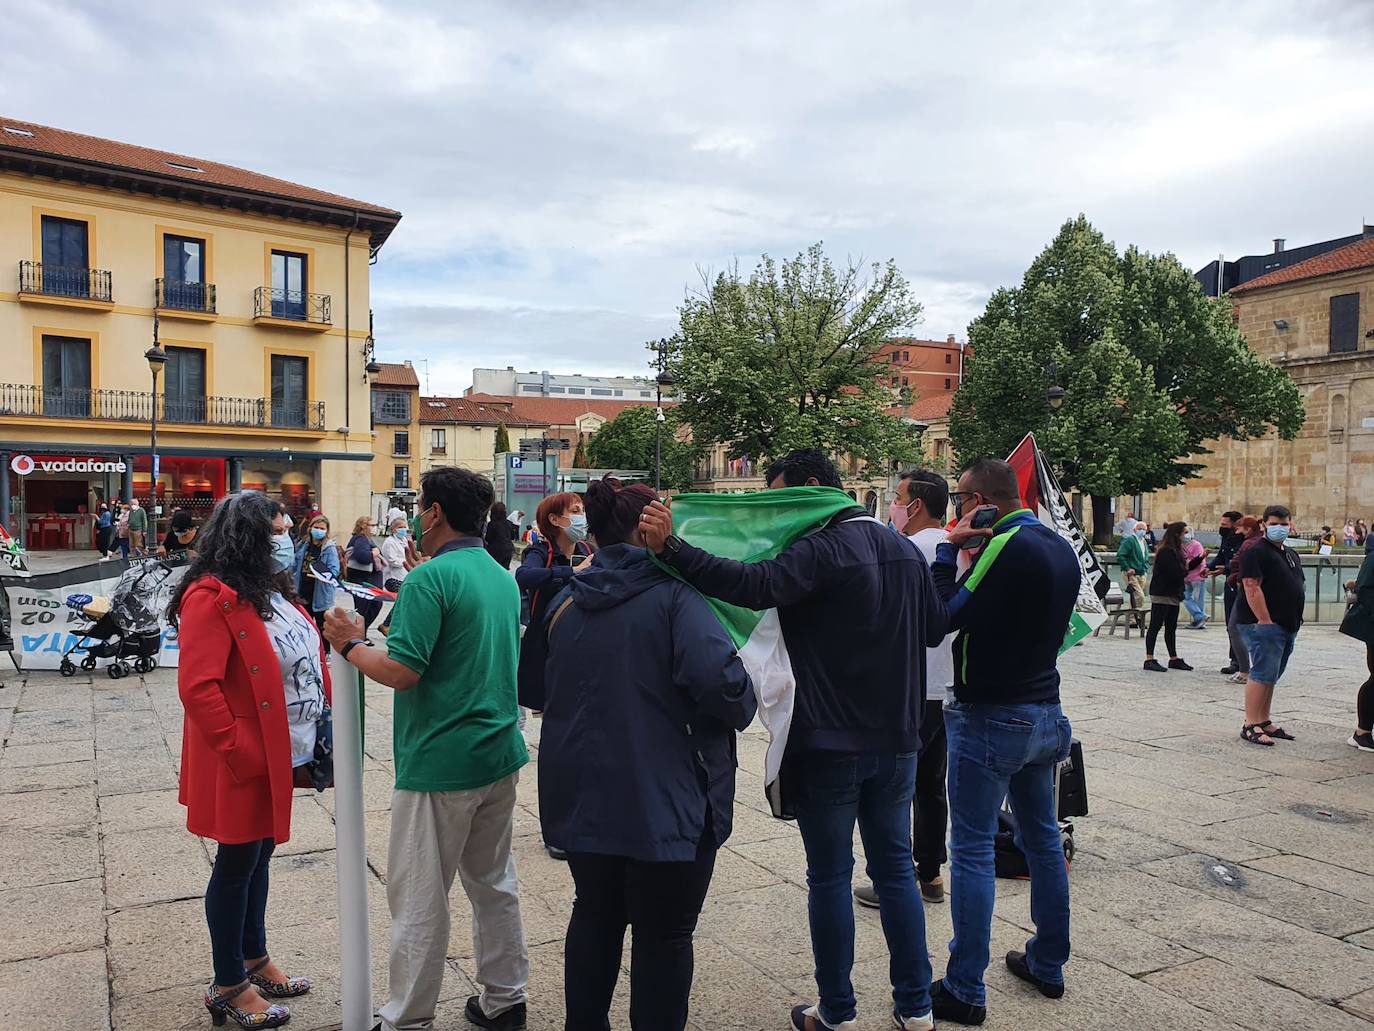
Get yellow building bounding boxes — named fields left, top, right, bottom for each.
left=368, top=361, right=422, bottom=516
left=0, top=116, right=400, bottom=549
left=415, top=396, right=546, bottom=477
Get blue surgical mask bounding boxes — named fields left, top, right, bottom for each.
left=394, top=528, right=409, bottom=540
left=1266, top=524, right=1290, bottom=544
left=271, top=532, right=296, bottom=573
left=1183, top=531, right=1194, bottom=542
left=310, top=527, right=327, bottom=542
left=564, top=513, right=589, bottom=544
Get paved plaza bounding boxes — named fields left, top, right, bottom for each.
left=3, top=625, right=1374, bottom=1030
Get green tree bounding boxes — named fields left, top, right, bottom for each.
left=493, top=422, right=510, bottom=454
left=586, top=406, right=698, bottom=491
left=666, top=243, right=925, bottom=469
left=572, top=434, right=590, bottom=468
left=950, top=215, right=1304, bottom=541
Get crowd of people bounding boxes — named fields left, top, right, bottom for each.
left=163, top=458, right=1374, bottom=1030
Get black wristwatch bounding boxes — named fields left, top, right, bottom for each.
left=661, top=534, right=686, bottom=560
left=340, top=638, right=367, bottom=660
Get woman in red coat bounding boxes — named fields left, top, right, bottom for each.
left=169, top=491, right=331, bottom=1029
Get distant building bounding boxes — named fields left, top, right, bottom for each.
left=1195, top=225, right=1374, bottom=297
left=369, top=361, right=421, bottom=505
left=467, top=367, right=665, bottom=400
left=878, top=336, right=967, bottom=399
left=464, top=393, right=662, bottom=468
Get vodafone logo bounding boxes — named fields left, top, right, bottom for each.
left=10, top=454, right=127, bottom=476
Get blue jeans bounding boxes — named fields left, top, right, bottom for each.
left=792, top=750, right=931, bottom=1024
left=205, top=838, right=275, bottom=987
left=944, top=702, right=1071, bottom=1008
left=1240, top=623, right=1298, bottom=686
left=1182, top=580, right=1206, bottom=625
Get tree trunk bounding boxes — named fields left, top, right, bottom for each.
left=1090, top=493, right=1114, bottom=546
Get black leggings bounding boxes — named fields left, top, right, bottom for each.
left=206, top=838, right=275, bottom=987
left=1146, top=603, right=1179, bottom=658
left=1359, top=645, right=1374, bottom=732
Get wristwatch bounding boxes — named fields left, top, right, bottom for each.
left=339, top=638, right=367, bottom=660
left=661, top=534, right=686, bottom=560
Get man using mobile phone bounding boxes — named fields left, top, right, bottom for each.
left=927, top=458, right=1080, bottom=1026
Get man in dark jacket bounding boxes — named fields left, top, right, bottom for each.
left=927, top=458, right=1079, bottom=1026
left=641, top=449, right=948, bottom=1031
left=1209, top=510, right=1245, bottom=673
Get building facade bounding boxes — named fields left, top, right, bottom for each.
left=468, top=366, right=664, bottom=400
left=465, top=394, right=663, bottom=468
left=369, top=361, right=422, bottom=513
left=0, top=117, right=399, bottom=548
left=1195, top=225, right=1373, bottom=298
left=1144, top=235, right=1374, bottom=530
left=416, top=397, right=546, bottom=477
left=878, top=336, right=967, bottom=401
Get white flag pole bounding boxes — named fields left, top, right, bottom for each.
left=329, top=650, right=373, bottom=1030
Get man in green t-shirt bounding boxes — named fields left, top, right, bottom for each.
left=327, top=467, right=529, bottom=1031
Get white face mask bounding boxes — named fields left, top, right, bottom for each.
left=564, top=513, right=589, bottom=544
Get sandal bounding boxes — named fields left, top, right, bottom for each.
left=1259, top=722, right=1295, bottom=741
left=1241, top=724, right=1275, bottom=747
left=246, top=957, right=312, bottom=999
left=204, top=980, right=290, bottom=1028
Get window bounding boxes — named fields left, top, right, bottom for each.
left=162, top=235, right=207, bottom=310
left=1331, top=293, right=1360, bottom=354
left=890, top=376, right=899, bottom=388
left=902, top=376, right=909, bottom=387
left=374, top=389, right=409, bottom=423
left=431, top=428, right=447, bottom=453
left=945, top=353, right=952, bottom=365
left=944, top=378, right=952, bottom=389
left=41, top=335, right=91, bottom=417
left=591, top=388, right=613, bottom=396
left=614, top=389, right=623, bottom=396
left=163, top=346, right=207, bottom=423
left=394, top=465, right=410, bottom=489
left=640, top=391, right=651, bottom=397
left=270, top=355, right=308, bottom=428
left=270, top=250, right=308, bottom=319
left=902, top=351, right=910, bottom=361
left=521, top=384, right=542, bottom=392
left=393, top=431, right=410, bottom=456
left=547, top=386, right=565, bottom=393
left=889, top=353, right=898, bottom=363
left=40, top=215, right=90, bottom=296
left=567, top=387, right=586, bottom=394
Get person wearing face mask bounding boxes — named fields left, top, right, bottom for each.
left=1142, top=523, right=1194, bottom=673
left=1116, top=521, right=1151, bottom=630
left=377, top=517, right=412, bottom=637
left=1236, top=505, right=1306, bottom=746
left=291, top=515, right=339, bottom=646
left=1209, top=511, right=1245, bottom=673
left=1180, top=524, right=1209, bottom=630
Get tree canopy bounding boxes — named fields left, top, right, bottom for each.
left=665, top=243, right=925, bottom=469
left=950, top=216, right=1304, bottom=534
left=493, top=422, right=510, bottom=454
left=586, top=405, right=697, bottom=491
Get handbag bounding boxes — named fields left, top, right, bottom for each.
left=292, top=706, right=334, bottom=791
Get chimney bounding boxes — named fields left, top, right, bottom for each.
left=1364, top=224, right=1374, bottom=238
left=947, top=334, right=955, bottom=343
left=403, top=359, right=412, bottom=367
left=1273, top=238, right=1285, bottom=253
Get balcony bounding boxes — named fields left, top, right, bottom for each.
left=0, top=383, right=325, bottom=432
left=155, top=278, right=217, bottom=320
left=18, top=260, right=113, bottom=310
left=253, top=286, right=331, bottom=330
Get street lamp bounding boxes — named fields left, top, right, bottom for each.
left=145, top=330, right=167, bottom=552
left=653, top=339, right=677, bottom=493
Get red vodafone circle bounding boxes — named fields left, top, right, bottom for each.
left=10, top=454, right=35, bottom=476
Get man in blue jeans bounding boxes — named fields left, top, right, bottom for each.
left=641, top=449, right=949, bottom=1031
left=929, top=458, right=1080, bottom=1025
left=1235, top=505, right=1305, bottom=746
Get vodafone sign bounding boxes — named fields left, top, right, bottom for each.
left=10, top=454, right=127, bottom=476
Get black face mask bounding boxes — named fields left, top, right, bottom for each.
left=1218, top=526, right=1234, bottom=538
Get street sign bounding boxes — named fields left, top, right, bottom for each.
left=152, top=456, right=160, bottom=479
left=558, top=438, right=572, bottom=450
left=509, top=456, right=523, bottom=469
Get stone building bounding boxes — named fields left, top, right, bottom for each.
left=1142, top=233, right=1374, bottom=531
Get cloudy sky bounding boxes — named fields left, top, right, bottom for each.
left=5, top=0, right=1373, bottom=394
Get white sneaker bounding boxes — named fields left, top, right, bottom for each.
left=1229, top=672, right=1247, bottom=683
left=790, top=1004, right=857, bottom=1030
left=893, top=1011, right=935, bottom=1031
left=1348, top=734, right=1374, bottom=752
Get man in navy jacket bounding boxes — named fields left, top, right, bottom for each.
left=927, top=458, right=1079, bottom=1025
left=642, top=449, right=948, bottom=1031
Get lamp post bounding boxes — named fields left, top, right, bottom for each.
left=145, top=326, right=167, bottom=552
left=653, top=338, right=677, bottom=493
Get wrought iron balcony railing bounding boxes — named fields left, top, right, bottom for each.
left=253, top=285, right=331, bottom=324
left=155, top=277, right=217, bottom=314
left=0, top=383, right=325, bottom=430
left=19, top=260, right=113, bottom=302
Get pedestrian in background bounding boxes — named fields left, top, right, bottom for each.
left=1117, top=521, right=1150, bottom=629
left=516, top=493, right=592, bottom=710
left=94, top=502, right=113, bottom=558
left=169, top=491, right=325, bottom=1029
left=325, top=467, right=530, bottom=1031
left=1222, top=517, right=1264, bottom=684
left=292, top=514, right=339, bottom=645
left=531, top=477, right=756, bottom=1031
left=1143, top=522, right=1194, bottom=673
left=1358, top=519, right=1369, bottom=549
left=378, top=516, right=411, bottom=637
left=1181, top=525, right=1208, bottom=629
left=1237, top=505, right=1305, bottom=746
left=1340, top=543, right=1374, bottom=752
left=345, top=515, right=384, bottom=637
left=484, top=501, right=517, bottom=569
left=1344, top=521, right=1357, bottom=547
left=127, top=496, right=148, bottom=556
left=114, top=501, right=131, bottom=560
left=1210, top=511, right=1245, bottom=674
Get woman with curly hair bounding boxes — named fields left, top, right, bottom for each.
left=167, top=491, right=329, bottom=1028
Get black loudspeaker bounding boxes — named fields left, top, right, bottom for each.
left=1057, top=739, right=1089, bottom=819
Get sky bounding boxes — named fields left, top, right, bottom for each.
left=4, top=0, right=1373, bottom=395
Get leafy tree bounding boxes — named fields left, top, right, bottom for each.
left=666, top=243, right=925, bottom=469
left=586, top=406, right=698, bottom=491
left=950, top=216, right=1304, bottom=541
left=572, top=434, right=590, bottom=468
left=493, top=422, right=510, bottom=454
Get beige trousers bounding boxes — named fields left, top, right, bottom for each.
left=378, top=773, right=528, bottom=1031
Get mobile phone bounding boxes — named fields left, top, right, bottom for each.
left=961, top=506, right=999, bottom=549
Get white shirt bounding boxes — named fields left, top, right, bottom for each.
left=380, top=535, right=409, bottom=584
left=266, top=593, right=326, bottom=767
left=909, top=526, right=955, bottom=703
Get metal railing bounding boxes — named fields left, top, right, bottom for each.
left=0, top=383, right=325, bottom=430
left=155, top=278, right=216, bottom=313
left=18, top=260, right=113, bottom=302
left=253, top=285, right=331, bottom=324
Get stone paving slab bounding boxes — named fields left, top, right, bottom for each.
left=3, top=626, right=1374, bottom=1029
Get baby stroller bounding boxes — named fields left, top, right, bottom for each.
left=59, top=559, right=174, bottom=679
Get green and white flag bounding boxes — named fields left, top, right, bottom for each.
left=653, top=487, right=864, bottom=817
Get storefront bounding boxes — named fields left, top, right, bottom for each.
left=6, top=454, right=127, bottom=549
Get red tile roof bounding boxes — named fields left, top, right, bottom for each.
left=1230, top=236, right=1374, bottom=294
left=372, top=363, right=420, bottom=388
left=887, top=394, right=954, bottom=422
left=0, top=116, right=400, bottom=242
left=418, top=396, right=547, bottom=427
left=465, top=394, right=668, bottom=426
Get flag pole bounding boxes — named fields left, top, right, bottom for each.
left=329, top=650, right=373, bottom=1029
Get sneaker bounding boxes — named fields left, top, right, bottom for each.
left=920, top=876, right=946, bottom=903
left=1168, top=658, right=1194, bottom=671
left=1229, top=672, right=1248, bottom=684
left=853, top=883, right=880, bottom=909
left=464, top=997, right=527, bottom=1030
left=892, top=1008, right=935, bottom=1031
left=1143, top=659, right=1168, bottom=673
left=1005, top=950, right=1065, bottom=999
left=930, top=980, right=986, bottom=1026
left=1184, top=621, right=1206, bottom=630
left=790, top=1004, right=857, bottom=1030
left=1348, top=733, right=1374, bottom=753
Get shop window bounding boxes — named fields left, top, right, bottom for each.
left=163, top=346, right=207, bottom=423
left=394, top=465, right=410, bottom=489
left=394, top=431, right=410, bottom=455
left=270, top=355, right=308, bottom=428
left=431, top=428, right=447, bottom=454
left=1331, top=294, right=1359, bottom=354
left=41, top=335, right=91, bottom=417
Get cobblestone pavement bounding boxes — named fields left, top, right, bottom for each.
left=3, top=625, right=1374, bottom=1030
